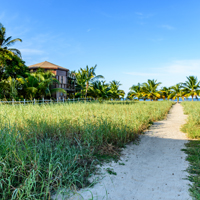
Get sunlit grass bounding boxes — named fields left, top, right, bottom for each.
left=181, top=102, right=200, bottom=199
left=0, top=101, right=173, bottom=199
left=181, top=102, right=200, bottom=138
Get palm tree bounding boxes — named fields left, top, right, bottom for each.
left=109, top=80, right=125, bottom=100
left=168, top=83, right=185, bottom=103
left=127, top=83, right=143, bottom=100
left=78, top=65, right=104, bottom=98
left=182, top=76, right=200, bottom=101
left=18, top=71, right=66, bottom=99
left=88, top=80, right=110, bottom=99
left=0, top=23, right=22, bottom=59
left=160, top=87, right=171, bottom=100
left=142, top=79, right=162, bottom=101
left=75, top=70, right=86, bottom=98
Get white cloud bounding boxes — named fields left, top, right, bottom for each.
left=163, top=60, right=200, bottom=75
left=135, top=12, right=155, bottom=19
left=124, top=72, right=161, bottom=76
left=161, top=25, right=175, bottom=30
left=87, top=29, right=91, bottom=32
left=0, top=12, right=5, bottom=20
left=149, top=37, right=164, bottom=42
left=20, top=49, right=45, bottom=55
left=135, top=12, right=143, bottom=16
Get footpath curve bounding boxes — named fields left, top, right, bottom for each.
left=62, top=104, right=192, bottom=200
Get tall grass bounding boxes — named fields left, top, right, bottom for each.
left=0, top=101, right=173, bottom=199
left=181, top=102, right=200, bottom=199
left=181, top=101, right=200, bottom=138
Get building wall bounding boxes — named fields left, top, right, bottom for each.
left=57, top=70, right=67, bottom=76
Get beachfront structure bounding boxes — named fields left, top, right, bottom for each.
left=28, top=61, right=76, bottom=99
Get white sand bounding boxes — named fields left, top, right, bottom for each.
left=54, top=103, right=191, bottom=200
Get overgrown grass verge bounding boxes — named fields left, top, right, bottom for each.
left=181, top=102, right=200, bottom=199
left=181, top=102, right=200, bottom=139
left=0, top=101, right=173, bottom=199
left=183, top=141, right=200, bottom=199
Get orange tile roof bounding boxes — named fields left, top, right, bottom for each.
left=28, top=61, right=69, bottom=71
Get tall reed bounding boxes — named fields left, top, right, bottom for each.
left=0, top=101, right=173, bottom=199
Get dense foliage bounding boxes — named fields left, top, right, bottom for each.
left=127, top=76, right=200, bottom=101
left=74, top=65, right=125, bottom=100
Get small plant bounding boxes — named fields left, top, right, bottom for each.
left=106, top=168, right=117, bottom=175
left=119, top=162, right=125, bottom=165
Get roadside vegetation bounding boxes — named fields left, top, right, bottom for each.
left=0, top=101, right=173, bottom=199
left=181, top=102, right=200, bottom=199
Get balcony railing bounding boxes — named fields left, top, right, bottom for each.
left=52, top=83, right=75, bottom=90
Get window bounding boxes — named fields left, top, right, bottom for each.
left=61, top=76, right=63, bottom=83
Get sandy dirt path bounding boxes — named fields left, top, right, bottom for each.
left=55, top=103, right=191, bottom=200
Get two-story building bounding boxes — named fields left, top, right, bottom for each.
left=28, top=61, right=76, bottom=99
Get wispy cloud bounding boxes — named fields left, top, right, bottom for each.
left=124, top=60, right=200, bottom=79
left=135, top=12, right=155, bottom=19
left=0, top=12, right=5, bottom=20
left=20, top=49, right=45, bottom=55
left=161, top=24, right=175, bottom=30
left=87, top=28, right=91, bottom=32
left=135, top=12, right=143, bottom=16
left=163, top=60, right=200, bottom=75
left=149, top=37, right=164, bottom=42
left=124, top=72, right=161, bottom=76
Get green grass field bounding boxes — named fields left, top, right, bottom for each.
left=181, top=102, right=200, bottom=199
left=0, top=101, right=173, bottom=199
left=182, top=102, right=200, bottom=139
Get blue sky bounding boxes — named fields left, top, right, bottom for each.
left=1, top=0, right=200, bottom=95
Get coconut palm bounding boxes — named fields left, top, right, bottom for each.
left=88, top=80, right=110, bottom=99
left=142, top=79, right=162, bottom=101
left=182, top=76, right=200, bottom=101
left=168, top=83, right=185, bottom=103
left=78, top=65, right=104, bottom=98
left=0, top=23, right=22, bottom=59
left=127, top=83, right=143, bottom=100
left=109, top=80, right=125, bottom=99
left=160, top=87, right=171, bottom=100
left=75, top=70, right=86, bottom=98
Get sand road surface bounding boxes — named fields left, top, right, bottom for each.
left=55, top=103, right=191, bottom=200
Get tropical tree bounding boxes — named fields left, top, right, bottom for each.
left=0, top=23, right=27, bottom=80
left=182, top=76, right=200, bottom=101
left=18, top=71, right=66, bottom=99
left=109, top=80, right=125, bottom=99
left=0, top=76, right=20, bottom=99
left=75, top=70, right=86, bottom=98
left=0, top=23, right=22, bottom=58
left=168, top=83, right=185, bottom=103
left=160, top=87, right=171, bottom=100
left=0, top=54, right=28, bottom=80
left=142, top=79, right=162, bottom=101
left=75, top=65, right=104, bottom=98
left=88, top=80, right=110, bottom=99
left=127, top=83, right=143, bottom=100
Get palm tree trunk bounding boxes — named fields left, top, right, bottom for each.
left=85, top=82, right=89, bottom=99
left=192, top=95, right=193, bottom=101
